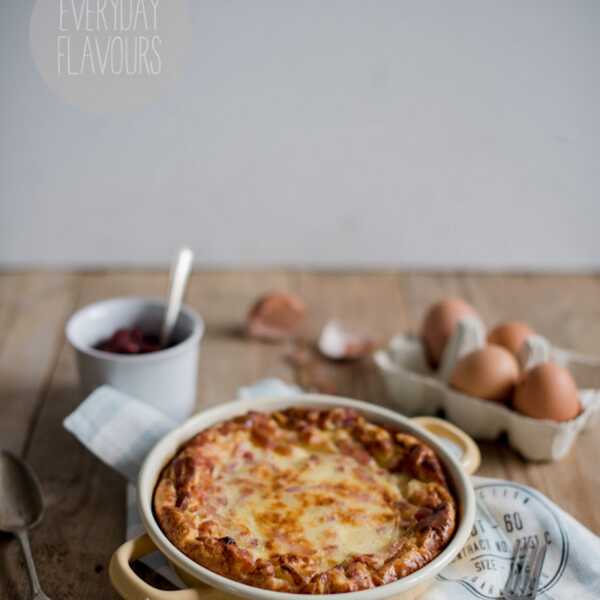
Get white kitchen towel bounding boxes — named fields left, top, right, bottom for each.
left=64, top=381, right=600, bottom=599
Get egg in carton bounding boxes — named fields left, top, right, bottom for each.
left=374, top=316, right=600, bottom=461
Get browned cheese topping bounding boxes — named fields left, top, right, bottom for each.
left=154, top=408, right=456, bottom=593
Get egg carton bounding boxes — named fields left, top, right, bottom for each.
left=374, top=317, right=600, bottom=461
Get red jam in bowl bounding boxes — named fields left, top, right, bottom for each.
left=96, top=327, right=162, bottom=354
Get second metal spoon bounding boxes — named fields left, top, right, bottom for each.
left=0, top=450, right=51, bottom=600
left=159, top=247, right=194, bottom=348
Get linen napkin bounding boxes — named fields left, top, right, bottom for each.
left=64, top=381, right=600, bottom=599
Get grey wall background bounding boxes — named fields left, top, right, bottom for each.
left=1, top=1, right=599, bottom=269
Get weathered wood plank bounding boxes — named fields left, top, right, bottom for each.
left=187, top=270, right=297, bottom=409
left=0, top=272, right=81, bottom=599
left=2, top=271, right=599, bottom=600
left=288, top=271, right=409, bottom=405
left=0, top=272, right=81, bottom=453
left=1, top=272, right=145, bottom=599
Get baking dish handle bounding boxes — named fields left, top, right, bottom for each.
left=410, top=416, right=481, bottom=475
left=109, top=534, right=232, bottom=600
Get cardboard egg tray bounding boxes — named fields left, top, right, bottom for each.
left=374, top=317, right=600, bottom=461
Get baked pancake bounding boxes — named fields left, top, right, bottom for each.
left=154, top=408, right=456, bottom=593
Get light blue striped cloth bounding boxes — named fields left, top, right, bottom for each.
left=64, top=381, right=600, bottom=598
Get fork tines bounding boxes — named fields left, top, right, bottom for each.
left=503, top=539, right=547, bottom=599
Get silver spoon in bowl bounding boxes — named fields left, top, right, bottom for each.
left=0, top=450, right=51, bottom=600
left=159, top=247, right=194, bottom=348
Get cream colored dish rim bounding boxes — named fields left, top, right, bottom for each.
left=110, top=394, right=479, bottom=600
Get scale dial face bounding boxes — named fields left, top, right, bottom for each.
left=438, top=482, right=568, bottom=599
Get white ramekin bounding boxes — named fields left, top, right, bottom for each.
left=66, top=297, right=204, bottom=422
left=110, top=394, right=479, bottom=600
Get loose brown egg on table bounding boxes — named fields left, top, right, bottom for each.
left=420, top=298, right=480, bottom=368
left=246, top=291, right=306, bottom=341
left=450, top=344, right=520, bottom=403
left=514, top=362, right=581, bottom=421
left=487, top=321, right=534, bottom=356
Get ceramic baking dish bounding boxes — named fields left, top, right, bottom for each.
left=109, top=394, right=480, bottom=600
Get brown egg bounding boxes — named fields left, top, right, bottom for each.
left=421, top=298, right=479, bottom=368
left=513, top=362, right=581, bottom=421
left=450, top=344, right=520, bottom=402
left=487, top=321, right=534, bottom=356
left=246, top=291, right=306, bottom=341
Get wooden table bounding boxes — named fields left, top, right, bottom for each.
left=1, top=271, right=599, bottom=599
